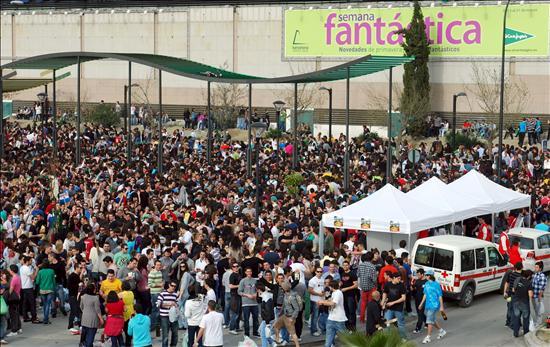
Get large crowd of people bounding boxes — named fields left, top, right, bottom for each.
left=0, top=111, right=548, bottom=347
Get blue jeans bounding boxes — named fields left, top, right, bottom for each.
left=512, top=300, right=530, bottom=337
left=0, top=315, right=7, bottom=339
left=151, top=293, right=160, bottom=328
left=242, top=305, right=259, bottom=336
left=325, top=320, right=346, bottom=347
left=160, top=316, right=178, bottom=347
left=318, top=311, right=328, bottom=334
left=229, top=296, right=241, bottom=331
left=41, top=292, right=55, bottom=323
left=344, top=295, right=357, bottom=330
left=310, top=301, right=319, bottom=334
left=259, top=320, right=274, bottom=347
left=223, top=292, right=232, bottom=325
left=385, top=309, right=407, bottom=339
left=82, top=326, right=97, bottom=347
left=55, top=284, right=67, bottom=313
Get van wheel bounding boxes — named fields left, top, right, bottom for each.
left=459, top=285, right=475, bottom=307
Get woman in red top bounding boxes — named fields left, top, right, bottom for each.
left=508, top=241, right=522, bottom=267
left=104, top=291, right=125, bottom=347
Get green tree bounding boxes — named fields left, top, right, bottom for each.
left=338, top=328, right=416, bottom=347
left=399, top=0, right=431, bottom=138
left=284, top=172, right=304, bottom=196
left=84, top=103, right=120, bottom=127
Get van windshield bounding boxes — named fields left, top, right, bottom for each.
left=509, top=236, right=534, bottom=250
left=414, top=244, right=454, bottom=271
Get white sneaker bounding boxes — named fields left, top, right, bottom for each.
left=312, top=332, right=321, bottom=337
left=0, top=339, right=8, bottom=344
left=422, top=335, right=431, bottom=344
left=222, top=324, right=228, bottom=329
left=229, top=330, right=238, bottom=335
left=6, top=332, right=18, bottom=337
left=17, top=329, right=22, bottom=334
left=437, top=329, right=447, bottom=339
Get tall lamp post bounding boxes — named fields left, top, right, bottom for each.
left=123, top=83, right=139, bottom=137
left=37, top=92, right=47, bottom=145
left=452, top=92, right=467, bottom=149
left=498, top=0, right=512, bottom=184
left=319, top=86, right=333, bottom=141
left=251, top=121, right=268, bottom=227
left=272, top=100, right=285, bottom=157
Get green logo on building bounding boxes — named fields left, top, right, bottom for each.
left=504, top=28, right=534, bottom=46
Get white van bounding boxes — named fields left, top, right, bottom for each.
left=508, top=227, right=550, bottom=271
left=411, top=235, right=512, bottom=307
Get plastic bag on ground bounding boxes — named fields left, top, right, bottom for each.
left=238, top=335, right=259, bottom=347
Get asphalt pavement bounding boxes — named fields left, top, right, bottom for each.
left=4, top=283, right=549, bottom=347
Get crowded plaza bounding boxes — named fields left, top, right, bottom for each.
left=1, top=1, right=550, bottom=347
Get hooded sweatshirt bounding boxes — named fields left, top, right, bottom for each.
left=127, top=313, right=152, bottom=347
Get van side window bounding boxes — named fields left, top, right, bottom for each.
left=415, top=245, right=435, bottom=268
left=488, top=247, right=500, bottom=267
left=461, top=250, right=475, bottom=271
left=537, top=234, right=550, bottom=249
left=475, top=248, right=487, bottom=269
left=434, top=248, right=453, bottom=271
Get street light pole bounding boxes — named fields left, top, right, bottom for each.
left=52, top=69, right=58, bottom=157
left=251, top=122, right=268, bottom=228
left=319, top=87, right=333, bottom=141
left=293, top=83, right=298, bottom=169
left=386, top=67, right=393, bottom=183
left=272, top=100, right=285, bottom=159
left=452, top=92, right=467, bottom=149
left=498, top=0, right=512, bottom=184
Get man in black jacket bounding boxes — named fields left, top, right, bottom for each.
left=256, top=282, right=275, bottom=347
left=366, top=290, right=383, bottom=336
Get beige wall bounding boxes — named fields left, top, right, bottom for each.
left=1, top=5, right=549, bottom=115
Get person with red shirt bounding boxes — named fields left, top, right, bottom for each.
left=499, top=229, right=511, bottom=262
left=508, top=241, right=522, bottom=266
left=377, top=256, right=398, bottom=290
left=476, top=217, right=492, bottom=242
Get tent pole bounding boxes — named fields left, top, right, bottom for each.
left=391, top=233, right=394, bottom=250
left=318, top=221, right=324, bottom=258
left=408, top=233, right=411, bottom=254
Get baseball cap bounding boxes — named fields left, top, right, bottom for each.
left=425, top=269, right=435, bottom=276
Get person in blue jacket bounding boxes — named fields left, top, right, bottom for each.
left=128, top=303, right=152, bottom=347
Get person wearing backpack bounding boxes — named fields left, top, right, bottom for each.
left=273, top=282, right=301, bottom=347
left=511, top=270, right=534, bottom=338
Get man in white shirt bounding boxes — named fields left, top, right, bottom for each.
left=195, top=300, right=224, bottom=347
left=308, top=267, right=325, bottom=337
left=394, top=240, right=408, bottom=259
left=194, top=251, right=209, bottom=285
left=318, top=280, right=347, bottom=347
left=20, top=256, right=39, bottom=322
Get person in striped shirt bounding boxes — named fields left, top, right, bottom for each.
left=156, top=281, right=179, bottom=347
left=148, top=260, right=164, bottom=335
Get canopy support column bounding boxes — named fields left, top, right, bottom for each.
left=247, top=83, right=252, bottom=177
left=386, top=67, right=393, bottom=183
left=158, top=69, right=163, bottom=176
left=0, top=68, right=3, bottom=159
left=207, top=81, right=212, bottom=165
left=344, top=67, right=350, bottom=191
left=76, top=57, right=81, bottom=166
left=319, top=221, right=324, bottom=258
left=53, top=69, right=58, bottom=157
left=127, top=62, right=132, bottom=164
left=293, top=83, right=298, bottom=169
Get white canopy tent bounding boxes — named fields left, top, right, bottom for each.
left=319, top=184, right=452, bottom=254
left=447, top=170, right=531, bottom=213
left=407, top=176, right=492, bottom=222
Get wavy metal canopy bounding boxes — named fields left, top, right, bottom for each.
left=0, top=52, right=414, bottom=84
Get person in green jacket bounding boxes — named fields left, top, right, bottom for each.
left=35, top=259, right=56, bottom=324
